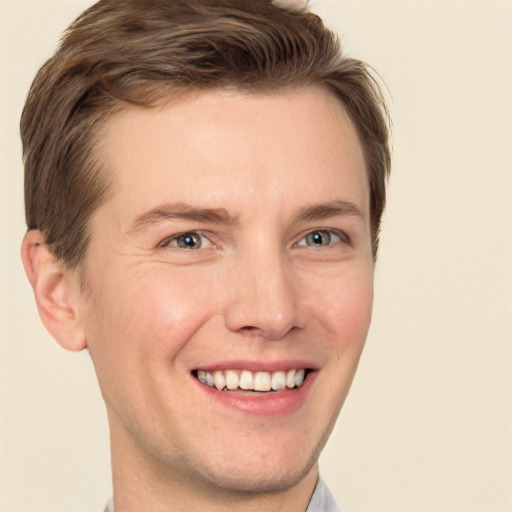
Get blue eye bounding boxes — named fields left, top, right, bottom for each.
left=160, top=231, right=212, bottom=250
left=297, top=229, right=344, bottom=248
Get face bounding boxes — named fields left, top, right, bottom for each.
left=80, top=88, right=374, bottom=493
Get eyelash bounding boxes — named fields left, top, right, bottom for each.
left=157, top=228, right=350, bottom=251
left=294, top=228, right=351, bottom=249
left=158, top=231, right=215, bottom=250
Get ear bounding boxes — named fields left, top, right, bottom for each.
left=21, top=230, right=87, bottom=352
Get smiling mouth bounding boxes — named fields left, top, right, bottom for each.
left=192, top=369, right=309, bottom=392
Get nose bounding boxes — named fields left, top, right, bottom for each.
left=223, top=247, right=304, bottom=341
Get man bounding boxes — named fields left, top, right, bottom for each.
left=20, top=0, right=390, bottom=510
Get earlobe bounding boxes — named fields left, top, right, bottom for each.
left=21, top=230, right=87, bottom=352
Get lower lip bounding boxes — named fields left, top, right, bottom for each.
left=193, top=372, right=317, bottom=416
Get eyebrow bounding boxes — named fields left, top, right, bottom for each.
left=127, top=199, right=366, bottom=236
left=295, top=200, right=366, bottom=223
left=127, top=202, right=237, bottom=235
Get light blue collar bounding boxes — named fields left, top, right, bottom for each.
left=104, top=476, right=341, bottom=512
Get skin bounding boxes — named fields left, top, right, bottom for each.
left=22, top=88, right=374, bottom=512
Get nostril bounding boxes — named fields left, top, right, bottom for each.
left=238, top=326, right=261, bottom=337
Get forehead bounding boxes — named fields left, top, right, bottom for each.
left=96, top=88, right=368, bottom=225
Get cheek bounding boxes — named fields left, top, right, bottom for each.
left=84, top=265, right=218, bottom=364
left=310, top=267, right=374, bottom=351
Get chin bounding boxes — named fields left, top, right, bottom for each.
left=179, top=434, right=324, bottom=496
left=196, top=458, right=317, bottom=496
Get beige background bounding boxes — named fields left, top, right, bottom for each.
left=1, top=0, right=511, bottom=511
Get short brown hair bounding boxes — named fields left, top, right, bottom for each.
left=21, top=0, right=390, bottom=268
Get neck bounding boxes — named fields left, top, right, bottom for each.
left=108, top=413, right=319, bottom=512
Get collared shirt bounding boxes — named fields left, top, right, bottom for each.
left=103, top=476, right=341, bottom=512
left=306, top=477, right=342, bottom=512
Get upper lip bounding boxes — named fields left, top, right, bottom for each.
left=191, top=360, right=319, bottom=373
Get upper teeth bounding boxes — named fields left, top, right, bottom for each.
left=196, top=369, right=306, bottom=392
